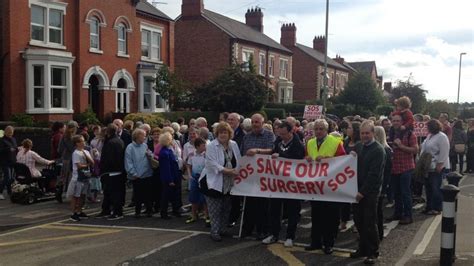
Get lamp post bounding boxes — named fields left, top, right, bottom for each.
left=456, top=52, right=466, bottom=106
left=321, top=0, right=329, bottom=115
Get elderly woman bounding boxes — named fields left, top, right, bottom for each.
left=421, top=120, right=450, bottom=215
left=17, top=139, right=55, bottom=177
left=125, top=128, right=154, bottom=218
left=159, top=132, right=181, bottom=219
left=200, top=122, right=241, bottom=242
left=0, top=126, right=17, bottom=199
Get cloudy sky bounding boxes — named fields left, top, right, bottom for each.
left=151, top=0, right=473, bottom=103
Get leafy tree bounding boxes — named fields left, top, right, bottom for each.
left=390, top=80, right=427, bottom=114
left=193, top=64, right=271, bottom=113
left=375, top=104, right=394, bottom=116
left=333, top=72, right=384, bottom=113
left=154, top=65, right=189, bottom=110
left=423, top=100, right=457, bottom=119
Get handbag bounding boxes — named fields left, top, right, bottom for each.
left=455, top=144, right=466, bottom=154
left=77, top=167, right=92, bottom=182
left=148, top=156, right=159, bottom=169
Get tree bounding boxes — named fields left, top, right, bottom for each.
left=333, top=72, right=384, bottom=114
left=193, top=64, right=271, bottom=113
left=390, top=79, right=427, bottom=114
left=154, top=65, right=188, bottom=110
left=424, top=100, right=457, bottom=119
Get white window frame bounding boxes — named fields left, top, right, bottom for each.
left=138, top=73, right=168, bottom=113
left=269, top=55, right=275, bottom=77
left=50, top=66, right=68, bottom=109
left=117, top=23, right=128, bottom=56
left=140, top=24, right=163, bottom=63
left=29, top=0, right=67, bottom=50
left=242, top=48, right=254, bottom=63
left=259, top=53, right=266, bottom=76
left=279, top=58, right=289, bottom=80
left=116, top=89, right=130, bottom=113
left=89, top=16, right=101, bottom=52
left=23, top=49, right=75, bottom=114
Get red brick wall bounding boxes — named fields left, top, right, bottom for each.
left=289, top=47, right=319, bottom=102
left=175, top=17, right=231, bottom=87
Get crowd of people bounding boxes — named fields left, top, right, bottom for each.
left=0, top=96, right=473, bottom=264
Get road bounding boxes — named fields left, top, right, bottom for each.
left=1, top=176, right=473, bottom=266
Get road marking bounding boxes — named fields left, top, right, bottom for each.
left=268, top=244, right=305, bottom=266
left=413, top=214, right=442, bottom=255
left=459, top=184, right=474, bottom=189
left=0, top=224, right=121, bottom=247
left=13, top=210, right=62, bottom=219
left=135, top=232, right=199, bottom=259
left=384, top=220, right=399, bottom=237
left=60, top=222, right=210, bottom=235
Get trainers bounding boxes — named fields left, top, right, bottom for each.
left=107, top=214, right=124, bottom=220
left=186, top=217, right=197, bottom=224
left=284, top=238, right=293, bottom=247
left=78, top=212, right=89, bottom=219
left=70, top=214, right=81, bottom=222
left=0, top=194, right=5, bottom=200
left=262, top=235, right=277, bottom=245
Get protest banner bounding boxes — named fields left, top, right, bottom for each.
left=303, top=105, right=323, bottom=120
left=414, top=122, right=428, bottom=137
left=231, top=154, right=358, bottom=203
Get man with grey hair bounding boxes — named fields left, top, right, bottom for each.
left=196, top=117, right=214, bottom=141
left=114, top=119, right=132, bottom=147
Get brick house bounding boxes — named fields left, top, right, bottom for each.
left=348, top=61, right=383, bottom=89
left=175, top=0, right=294, bottom=104
left=0, top=0, right=174, bottom=121
left=280, top=23, right=350, bottom=102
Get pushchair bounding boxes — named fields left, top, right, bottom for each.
left=10, top=163, right=62, bottom=204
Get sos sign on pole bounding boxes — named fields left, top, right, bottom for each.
left=414, top=122, right=428, bottom=137
left=303, top=105, right=323, bottom=120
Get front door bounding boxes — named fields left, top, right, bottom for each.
left=88, top=75, right=100, bottom=114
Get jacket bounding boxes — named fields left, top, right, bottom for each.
left=159, top=146, right=180, bottom=183
left=0, top=136, right=18, bottom=166
left=355, top=140, right=386, bottom=197
left=125, top=142, right=153, bottom=179
left=100, top=135, right=125, bottom=174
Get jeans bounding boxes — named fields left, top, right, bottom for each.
left=425, top=172, right=443, bottom=212
left=0, top=166, right=13, bottom=195
left=391, top=170, right=413, bottom=218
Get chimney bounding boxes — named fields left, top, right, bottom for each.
left=384, top=82, right=392, bottom=93
left=245, top=7, right=264, bottom=33
left=280, top=23, right=297, bottom=47
left=313, top=35, right=326, bottom=54
left=333, top=54, right=345, bottom=64
left=182, top=0, right=204, bottom=18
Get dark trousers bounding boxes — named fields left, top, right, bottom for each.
left=353, top=195, right=380, bottom=256
left=310, top=201, right=340, bottom=248
left=101, top=175, right=126, bottom=216
left=377, top=195, right=384, bottom=240
left=270, top=199, right=300, bottom=240
left=0, top=166, right=13, bottom=194
left=392, top=170, right=413, bottom=218
left=133, top=177, right=153, bottom=215
left=450, top=153, right=465, bottom=173
left=229, top=195, right=242, bottom=224
left=243, top=197, right=269, bottom=235
left=340, top=203, right=351, bottom=223
left=160, top=181, right=180, bottom=217
left=425, top=172, right=442, bottom=212
left=467, top=147, right=474, bottom=172
left=151, top=176, right=162, bottom=212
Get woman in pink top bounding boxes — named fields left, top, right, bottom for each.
left=16, top=139, right=54, bottom=178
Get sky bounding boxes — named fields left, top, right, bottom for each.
left=151, top=0, right=473, bottom=103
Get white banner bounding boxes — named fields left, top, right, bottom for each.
left=231, top=154, right=358, bottom=203
left=303, top=105, right=323, bottom=120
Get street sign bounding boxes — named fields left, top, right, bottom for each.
left=303, top=105, right=323, bottom=120
left=413, top=122, right=428, bottom=137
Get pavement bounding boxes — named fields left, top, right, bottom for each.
left=0, top=175, right=473, bottom=265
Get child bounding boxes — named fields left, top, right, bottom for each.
left=66, top=135, right=94, bottom=222
left=186, top=138, right=210, bottom=227
left=391, top=96, right=414, bottom=131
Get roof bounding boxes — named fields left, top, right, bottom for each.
left=201, top=10, right=292, bottom=54
left=136, top=0, right=173, bottom=21
left=295, top=43, right=348, bottom=70
left=348, top=61, right=377, bottom=75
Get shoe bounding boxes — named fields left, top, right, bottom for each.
left=0, top=194, right=5, bottom=200
left=323, top=246, right=334, bottom=255
left=350, top=250, right=367, bottom=259
left=363, top=256, right=377, bottom=264
left=205, top=218, right=211, bottom=228
left=210, top=234, right=222, bottom=242
left=399, top=217, right=413, bottom=225
left=262, top=235, right=277, bottom=245
left=339, top=222, right=347, bottom=230
left=305, top=244, right=322, bottom=251
left=227, top=222, right=236, bottom=228
left=427, top=210, right=441, bottom=215
left=385, top=202, right=395, bottom=208
left=70, top=214, right=81, bottom=222
left=256, top=233, right=268, bottom=241
left=284, top=239, right=294, bottom=247
left=107, top=214, right=124, bottom=221
left=95, top=212, right=109, bottom=218
left=186, top=217, right=197, bottom=224
left=78, top=212, right=89, bottom=219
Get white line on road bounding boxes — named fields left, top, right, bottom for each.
left=57, top=223, right=209, bottom=235
left=135, top=232, right=200, bottom=259
left=413, top=214, right=442, bottom=255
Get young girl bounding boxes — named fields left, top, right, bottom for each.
left=67, top=135, right=94, bottom=222
left=391, top=96, right=414, bottom=131
left=186, top=138, right=210, bottom=227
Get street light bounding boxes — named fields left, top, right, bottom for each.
left=457, top=52, right=466, bottom=106
left=321, top=0, right=329, bottom=115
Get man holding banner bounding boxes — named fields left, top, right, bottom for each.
left=304, top=119, right=346, bottom=254
left=261, top=121, right=305, bottom=247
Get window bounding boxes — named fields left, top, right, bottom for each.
left=33, top=65, right=44, bottom=108
left=280, top=59, right=288, bottom=79
left=51, top=67, right=67, bottom=108
left=139, top=72, right=168, bottom=113
left=259, top=53, right=266, bottom=75
left=30, top=2, right=65, bottom=47
left=269, top=56, right=275, bottom=77
left=116, top=78, right=129, bottom=113
left=90, top=17, right=100, bottom=50
left=117, top=23, right=127, bottom=54
left=141, top=25, right=162, bottom=62
left=143, top=78, right=152, bottom=110
left=242, top=50, right=254, bottom=63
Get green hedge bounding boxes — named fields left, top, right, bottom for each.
left=263, top=108, right=286, bottom=120
left=123, top=113, right=164, bottom=128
